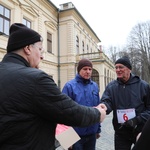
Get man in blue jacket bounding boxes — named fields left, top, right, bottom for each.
left=100, top=56, right=150, bottom=150
left=62, top=58, right=101, bottom=150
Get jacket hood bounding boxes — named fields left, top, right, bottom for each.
left=117, top=73, right=140, bottom=85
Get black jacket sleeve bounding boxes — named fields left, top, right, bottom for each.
left=33, top=71, right=100, bottom=127
left=132, top=118, right=150, bottom=150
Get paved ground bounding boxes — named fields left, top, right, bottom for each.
left=96, top=113, right=114, bottom=150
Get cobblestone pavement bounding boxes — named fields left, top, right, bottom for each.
left=96, top=113, right=114, bottom=150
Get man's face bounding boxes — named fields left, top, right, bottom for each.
left=28, top=41, right=44, bottom=68
left=115, top=64, right=131, bottom=82
left=79, top=66, right=92, bottom=79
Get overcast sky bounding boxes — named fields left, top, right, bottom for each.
left=51, top=0, right=150, bottom=48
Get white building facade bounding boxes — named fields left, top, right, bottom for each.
left=0, top=0, right=115, bottom=96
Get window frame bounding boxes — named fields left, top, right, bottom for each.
left=0, top=4, right=10, bottom=35
left=47, top=32, right=52, bottom=53
left=22, top=18, right=31, bottom=28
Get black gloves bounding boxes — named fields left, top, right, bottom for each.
left=123, top=116, right=142, bottom=129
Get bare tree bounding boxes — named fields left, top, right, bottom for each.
left=107, top=46, right=126, bottom=63
left=104, top=21, right=150, bottom=82
left=127, top=20, right=150, bottom=82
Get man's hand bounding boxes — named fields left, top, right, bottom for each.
left=123, top=117, right=138, bottom=128
left=99, top=103, right=107, bottom=111
left=96, top=133, right=100, bottom=139
left=95, top=104, right=106, bottom=122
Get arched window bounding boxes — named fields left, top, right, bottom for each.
left=91, top=69, right=100, bottom=89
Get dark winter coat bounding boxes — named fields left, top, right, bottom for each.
left=132, top=117, right=150, bottom=150
left=0, top=53, right=100, bottom=150
left=101, top=74, right=150, bottom=139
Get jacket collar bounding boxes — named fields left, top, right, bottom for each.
left=2, top=53, right=30, bottom=67
left=117, top=73, right=139, bottom=84
left=75, top=74, right=92, bottom=84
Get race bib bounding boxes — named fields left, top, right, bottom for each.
left=117, top=108, right=136, bottom=123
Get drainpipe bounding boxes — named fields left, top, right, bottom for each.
left=57, top=8, right=61, bottom=89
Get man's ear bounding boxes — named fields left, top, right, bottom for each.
left=24, top=45, right=31, bottom=55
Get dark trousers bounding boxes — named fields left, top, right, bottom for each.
left=72, top=134, right=96, bottom=150
left=115, top=132, right=135, bottom=150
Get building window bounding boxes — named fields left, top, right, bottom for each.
left=91, top=69, right=100, bottom=89
left=22, top=18, right=31, bottom=28
left=0, top=4, right=10, bottom=35
left=104, top=68, right=106, bottom=87
left=82, top=41, right=84, bottom=53
left=76, top=35, right=79, bottom=54
left=91, top=48, right=92, bottom=53
left=107, top=70, right=109, bottom=85
left=47, top=32, right=52, bottom=53
left=87, top=44, right=89, bottom=53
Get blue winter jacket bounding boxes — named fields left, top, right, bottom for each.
left=62, top=74, right=101, bottom=136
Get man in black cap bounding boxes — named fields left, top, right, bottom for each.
left=0, top=23, right=107, bottom=150
left=62, top=58, right=101, bottom=150
left=100, top=56, right=150, bottom=150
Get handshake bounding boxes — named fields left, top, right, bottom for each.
left=95, top=103, right=107, bottom=123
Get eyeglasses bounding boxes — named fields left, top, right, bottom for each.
left=115, top=65, right=126, bottom=70
left=31, top=44, right=44, bottom=54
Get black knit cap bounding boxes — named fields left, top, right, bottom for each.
left=7, top=23, right=43, bottom=53
left=77, top=58, right=93, bottom=73
left=115, top=56, right=132, bottom=70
